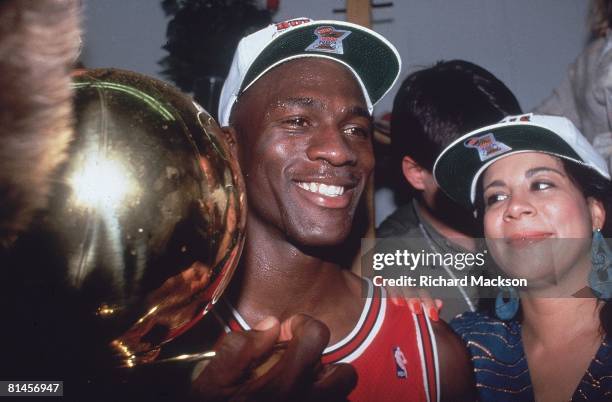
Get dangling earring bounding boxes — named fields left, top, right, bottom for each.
left=495, top=286, right=519, bottom=320
left=589, top=228, right=612, bottom=299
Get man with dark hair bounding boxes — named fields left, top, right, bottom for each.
left=190, top=20, right=475, bottom=402
left=378, top=60, right=522, bottom=320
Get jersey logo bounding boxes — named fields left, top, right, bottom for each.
left=393, top=346, right=408, bottom=378
left=464, top=133, right=511, bottom=161
left=305, top=26, right=351, bottom=54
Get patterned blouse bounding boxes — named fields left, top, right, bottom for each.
left=451, top=312, right=612, bottom=401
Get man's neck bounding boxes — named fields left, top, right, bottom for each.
left=414, top=200, right=477, bottom=252
left=226, top=214, right=364, bottom=342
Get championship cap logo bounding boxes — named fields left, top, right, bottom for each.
left=393, top=346, right=408, bottom=379
left=275, top=18, right=311, bottom=33
left=305, top=26, right=351, bottom=54
left=464, top=133, right=512, bottom=162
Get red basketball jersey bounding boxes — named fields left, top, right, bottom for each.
left=213, top=280, right=440, bottom=402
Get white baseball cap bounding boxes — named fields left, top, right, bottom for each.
left=433, top=113, right=611, bottom=208
left=218, top=17, right=401, bottom=127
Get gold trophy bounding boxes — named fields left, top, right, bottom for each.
left=1, top=69, right=246, bottom=380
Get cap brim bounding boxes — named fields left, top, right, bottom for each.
left=241, top=20, right=401, bottom=108
left=434, top=124, right=583, bottom=208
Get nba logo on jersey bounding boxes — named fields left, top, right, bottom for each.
left=393, top=346, right=408, bottom=378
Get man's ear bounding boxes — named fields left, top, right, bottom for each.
left=588, top=196, right=606, bottom=230
left=401, top=156, right=426, bottom=190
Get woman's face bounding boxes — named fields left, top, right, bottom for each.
left=481, top=153, right=604, bottom=290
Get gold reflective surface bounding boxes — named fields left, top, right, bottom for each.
left=8, top=68, right=246, bottom=369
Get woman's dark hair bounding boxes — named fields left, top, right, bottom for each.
left=562, top=160, right=612, bottom=336
left=475, top=156, right=612, bottom=335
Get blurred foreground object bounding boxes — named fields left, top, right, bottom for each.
left=1, top=69, right=246, bottom=395
left=0, top=0, right=80, bottom=248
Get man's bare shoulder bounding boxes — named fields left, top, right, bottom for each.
left=431, top=320, right=476, bottom=402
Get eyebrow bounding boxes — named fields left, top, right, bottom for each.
left=483, top=180, right=506, bottom=192
left=525, top=166, right=566, bottom=178
left=483, top=166, right=567, bottom=192
left=347, top=106, right=371, bottom=119
left=276, top=97, right=321, bottom=110
left=274, top=98, right=371, bottom=119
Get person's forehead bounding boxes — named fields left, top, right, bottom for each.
left=249, top=58, right=360, bottom=95
left=231, top=58, right=367, bottom=124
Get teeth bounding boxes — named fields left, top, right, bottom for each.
left=297, top=182, right=345, bottom=197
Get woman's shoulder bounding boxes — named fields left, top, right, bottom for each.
left=450, top=311, right=523, bottom=358
left=450, top=312, right=531, bottom=401
left=450, top=310, right=491, bottom=326
left=450, top=311, right=517, bottom=335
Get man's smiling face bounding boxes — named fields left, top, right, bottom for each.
left=231, top=58, right=374, bottom=247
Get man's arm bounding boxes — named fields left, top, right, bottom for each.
left=432, top=321, right=476, bottom=402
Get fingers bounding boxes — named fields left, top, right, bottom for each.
left=192, top=316, right=280, bottom=396
left=387, top=286, right=410, bottom=307
left=387, top=286, right=421, bottom=314
left=267, top=315, right=355, bottom=401
left=250, top=314, right=330, bottom=400
left=261, top=314, right=330, bottom=388
left=407, top=297, right=423, bottom=314
left=417, top=289, right=439, bottom=322
left=311, top=363, right=358, bottom=401
left=386, top=286, right=442, bottom=320
left=191, top=315, right=342, bottom=402
left=278, top=313, right=305, bottom=342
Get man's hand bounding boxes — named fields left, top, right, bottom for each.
left=190, top=314, right=357, bottom=402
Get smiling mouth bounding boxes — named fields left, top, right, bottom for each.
left=506, top=232, right=553, bottom=248
left=296, top=181, right=345, bottom=197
